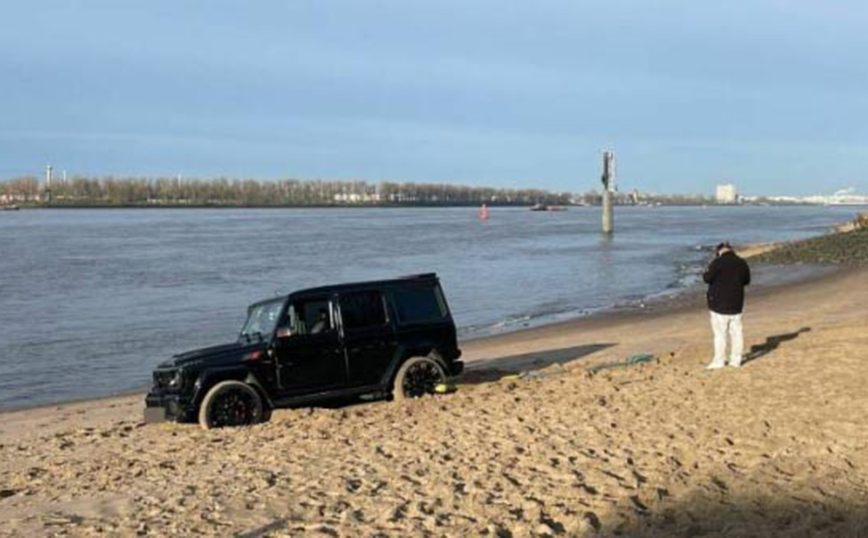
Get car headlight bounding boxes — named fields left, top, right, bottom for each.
left=154, top=368, right=184, bottom=390
left=168, top=369, right=184, bottom=388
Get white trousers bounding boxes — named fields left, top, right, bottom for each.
left=710, top=312, right=744, bottom=367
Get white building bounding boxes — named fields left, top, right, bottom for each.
left=332, top=192, right=381, bottom=204
left=715, top=184, right=738, bottom=204
left=802, top=188, right=868, bottom=205
left=766, top=188, right=868, bottom=205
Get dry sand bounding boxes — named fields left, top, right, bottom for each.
left=1, top=266, right=867, bottom=537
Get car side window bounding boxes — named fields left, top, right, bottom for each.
left=339, top=291, right=387, bottom=330
left=288, top=299, right=333, bottom=336
left=392, top=285, right=447, bottom=324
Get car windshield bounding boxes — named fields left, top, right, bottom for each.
left=239, top=300, right=284, bottom=342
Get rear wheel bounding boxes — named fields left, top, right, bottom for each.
left=198, top=380, right=264, bottom=429
left=392, top=356, right=447, bottom=401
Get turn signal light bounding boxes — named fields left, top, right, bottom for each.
left=243, top=351, right=263, bottom=362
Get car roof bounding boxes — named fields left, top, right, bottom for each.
left=292, top=273, right=439, bottom=298
left=248, top=273, right=439, bottom=309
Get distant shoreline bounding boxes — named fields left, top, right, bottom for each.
left=11, top=202, right=564, bottom=209
left=7, top=202, right=868, bottom=210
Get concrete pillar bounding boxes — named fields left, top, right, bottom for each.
left=602, top=190, right=613, bottom=234
left=601, top=151, right=615, bottom=234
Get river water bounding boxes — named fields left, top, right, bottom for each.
left=0, top=205, right=861, bottom=409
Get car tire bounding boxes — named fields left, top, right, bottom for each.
left=392, top=356, right=447, bottom=401
left=198, top=380, right=265, bottom=429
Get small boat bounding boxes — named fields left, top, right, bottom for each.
left=478, top=204, right=490, bottom=220
left=530, top=204, right=567, bottom=212
left=1, top=204, right=20, bottom=211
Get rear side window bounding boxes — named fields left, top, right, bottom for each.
left=392, top=285, right=447, bottom=324
left=339, top=290, right=387, bottom=329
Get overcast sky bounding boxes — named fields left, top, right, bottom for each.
left=1, top=1, right=866, bottom=195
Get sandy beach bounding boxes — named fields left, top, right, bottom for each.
left=2, top=251, right=868, bottom=536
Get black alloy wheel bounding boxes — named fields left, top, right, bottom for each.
left=400, top=359, right=445, bottom=398
left=210, top=388, right=257, bottom=427
left=198, top=380, right=264, bottom=429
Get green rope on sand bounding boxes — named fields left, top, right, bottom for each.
left=587, top=353, right=656, bottom=374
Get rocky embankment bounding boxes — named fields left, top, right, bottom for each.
left=752, top=212, right=868, bottom=265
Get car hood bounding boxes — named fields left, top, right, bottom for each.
left=158, top=341, right=267, bottom=369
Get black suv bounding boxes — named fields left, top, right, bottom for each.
left=145, top=274, right=462, bottom=429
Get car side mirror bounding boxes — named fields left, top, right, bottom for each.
left=275, top=327, right=293, bottom=339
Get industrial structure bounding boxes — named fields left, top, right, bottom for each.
left=44, top=164, right=53, bottom=203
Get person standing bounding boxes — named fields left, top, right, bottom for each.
left=703, top=242, right=751, bottom=369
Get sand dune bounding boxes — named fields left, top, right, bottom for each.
left=1, top=267, right=867, bottom=537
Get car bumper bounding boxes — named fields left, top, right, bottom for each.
left=144, top=391, right=194, bottom=423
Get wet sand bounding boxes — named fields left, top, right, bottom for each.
left=1, top=263, right=867, bottom=536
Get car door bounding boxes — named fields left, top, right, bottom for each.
left=338, top=289, right=398, bottom=387
left=274, top=297, right=347, bottom=394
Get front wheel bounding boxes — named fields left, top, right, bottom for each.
left=198, top=380, right=264, bottom=429
left=392, top=356, right=447, bottom=401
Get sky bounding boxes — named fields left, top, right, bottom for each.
left=1, top=1, right=867, bottom=195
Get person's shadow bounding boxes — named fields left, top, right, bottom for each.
left=744, top=327, right=811, bottom=364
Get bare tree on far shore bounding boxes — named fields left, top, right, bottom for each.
left=0, top=176, right=574, bottom=207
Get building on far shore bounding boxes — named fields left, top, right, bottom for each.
left=802, top=188, right=868, bottom=206
left=332, top=191, right=381, bottom=204
left=715, top=184, right=738, bottom=204
left=764, top=188, right=868, bottom=205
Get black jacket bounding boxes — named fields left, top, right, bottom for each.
left=703, top=251, right=751, bottom=315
